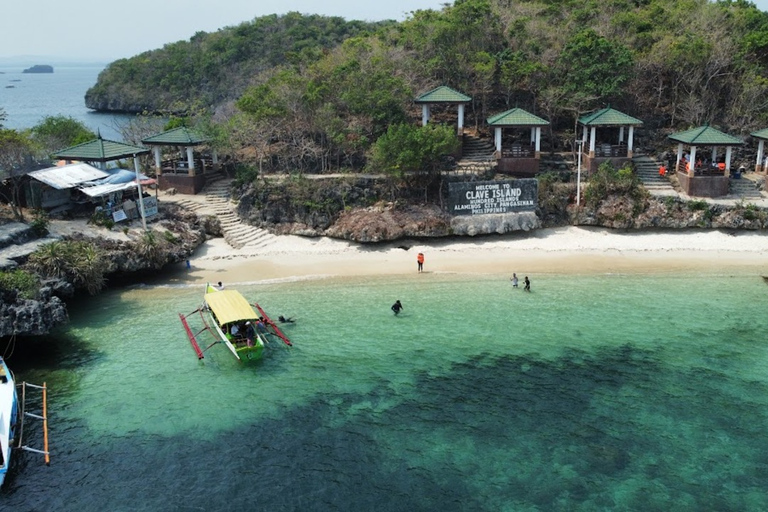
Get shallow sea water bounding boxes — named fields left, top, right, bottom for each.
left=4, top=270, right=768, bottom=511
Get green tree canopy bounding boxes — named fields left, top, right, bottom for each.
left=366, top=123, right=459, bottom=178
left=31, top=116, right=96, bottom=155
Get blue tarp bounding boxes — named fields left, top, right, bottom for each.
left=98, top=169, right=150, bottom=184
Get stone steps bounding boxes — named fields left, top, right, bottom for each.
left=633, top=156, right=677, bottom=194
left=164, top=177, right=279, bottom=251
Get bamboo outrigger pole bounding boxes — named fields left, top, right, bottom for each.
left=20, top=382, right=51, bottom=465
left=43, top=382, right=49, bottom=465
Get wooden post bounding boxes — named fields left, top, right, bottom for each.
left=153, top=147, right=162, bottom=175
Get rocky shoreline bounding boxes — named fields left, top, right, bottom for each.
left=0, top=203, right=209, bottom=338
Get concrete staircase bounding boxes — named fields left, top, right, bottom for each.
left=632, top=155, right=677, bottom=196
left=454, top=133, right=496, bottom=174
left=170, top=178, right=278, bottom=250
left=729, top=175, right=764, bottom=201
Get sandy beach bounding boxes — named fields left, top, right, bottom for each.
left=179, top=226, right=768, bottom=283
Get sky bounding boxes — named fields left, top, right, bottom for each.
left=1, top=0, right=449, bottom=62
left=5, top=0, right=768, bottom=63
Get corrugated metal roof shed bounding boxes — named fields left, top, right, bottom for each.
left=28, top=163, right=109, bottom=190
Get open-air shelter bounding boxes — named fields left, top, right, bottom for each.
left=141, top=127, right=218, bottom=194
left=668, top=125, right=743, bottom=198
left=53, top=135, right=153, bottom=227
left=578, top=107, right=642, bottom=173
left=487, top=108, right=549, bottom=176
left=54, top=135, right=150, bottom=170
left=751, top=128, right=768, bottom=174
left=415, top=86, right=471, bottom=136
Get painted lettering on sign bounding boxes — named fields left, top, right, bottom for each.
left=448, top=179, right=538, bottom=216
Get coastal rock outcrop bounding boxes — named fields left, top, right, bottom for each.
left=0, top=203, right=208, bottom=338
left=0, top=280, right=72, bottom=337
left=325, top=203, right=452, bottom=242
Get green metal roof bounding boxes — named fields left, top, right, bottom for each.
left=579, top=107, right=643, bottom=126
left=54, top=136, right=149, bottom=161
left=141, top=127, right=209, bottom=146
left=668, top=125, right=743, bottom=146
left=415, top=85, right=471, bottom=104
left=487, top=108, right=549, bottom=127
left=751, top=128, right=768, bottom=140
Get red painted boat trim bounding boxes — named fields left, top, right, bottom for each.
left=179, top=313, right=205, bottom=359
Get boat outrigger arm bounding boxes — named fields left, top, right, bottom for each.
left=254, top=304, right=292, bottom=347
left=179, top=309, right=225, bottom=360
left=16, top=381, right=51, bottom=465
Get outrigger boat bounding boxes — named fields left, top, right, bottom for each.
left=0, top=357, right=50, bottom=486
left=179, top=284, right=292, bottom=361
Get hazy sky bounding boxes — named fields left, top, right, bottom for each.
left=2, top=0, right=449, bottom=61
left=5, top=1, right=768, bottom=62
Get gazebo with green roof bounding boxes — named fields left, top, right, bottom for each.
left=578, top=107, right=643, bottom=172
left=668, top=125, right=743, bottom=198
left=750, top=128, right=768, bottom=174
left=141, top=127, right=217, bottom=194
left=415, top=86, right=471, bottom=135
left=54, top=135, right=150, bottom=168
left=487, top=108, right=549, bottom=176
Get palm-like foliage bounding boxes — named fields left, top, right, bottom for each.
left=27, top=240, right=108, bottom=295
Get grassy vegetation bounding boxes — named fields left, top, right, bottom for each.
left=0, top=269, right=39, bottom=299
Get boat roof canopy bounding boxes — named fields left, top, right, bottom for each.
left=205, top=290, right=258, bottom=325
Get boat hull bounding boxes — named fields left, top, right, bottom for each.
left=0, top=358, right=19, bottom=486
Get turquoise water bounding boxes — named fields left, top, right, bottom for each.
left=4, top=270, right=768, bottom=511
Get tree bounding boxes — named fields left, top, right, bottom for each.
left=31, top=116, right=95, bottom=155
left=557, top=29, right=633, bottom=101
left=0, top=129, right=39, bottom=221
left=367, top=123, right=459, bottom=200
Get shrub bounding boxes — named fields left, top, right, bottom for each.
left=30, top=209, right=49, bottom=236
left=88, top=209, right=115, bottom=230
left=584, top=162, right=645, bottom=208
left=27, top=240, right=107, bottom=295
left=233, top=164, right=258, bottom=187
left=0, top=269, right=39, bottom=299
left=688, top=200, right=708, bottom=211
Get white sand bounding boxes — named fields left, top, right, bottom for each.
left=182, top=226, right=768, bottom=283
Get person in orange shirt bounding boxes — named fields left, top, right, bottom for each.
left=417, top=252, right=424, bottom=273
left=659, top=164, right=667, bottom=177
left=718, top=162, right=726, bottom=172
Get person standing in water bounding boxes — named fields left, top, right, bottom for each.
left=511, top=273, right=519, bottom=288
left=391, top=300, right=403, bottom=315
left=524, top=276, right=531, bottom=292
left=417, top=252, right=424, bottom=273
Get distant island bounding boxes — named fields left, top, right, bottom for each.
left=23, top=64, right=53, bottom=73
